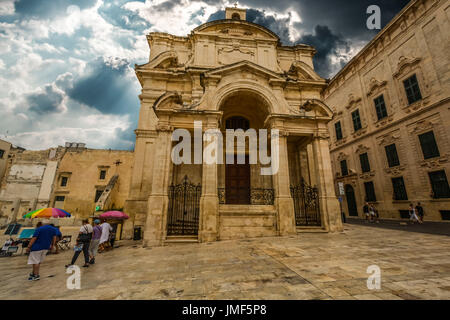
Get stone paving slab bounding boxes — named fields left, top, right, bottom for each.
left=1, top=224, right=450, bottom=300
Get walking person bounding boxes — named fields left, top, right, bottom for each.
left=416, top=202, right=424, bottom=223
left=89, top=219, right=102, bottom=264
left=409, top=203, right=420, bottom=224
left=49, top=224, right=62, bottom=254
left=26, top=219, right=57, bottom=281
left=369, top=204, right=378, bottom=223
left=99, top=219, right=112, bottom=252
left=66, top=219, right=93, bottom=268
left=363, top=202, right=370, bottom=222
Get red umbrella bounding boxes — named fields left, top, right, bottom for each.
left=99, top=211, right=129, bottom=219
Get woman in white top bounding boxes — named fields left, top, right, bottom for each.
left=99, top=220, right=113, bottom=252
left=409, top=203, right=420, bottom=224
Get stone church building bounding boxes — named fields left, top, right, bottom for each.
left=2, top=1, right=447, bottom=245
left=125, top=7, right=342, bottom=246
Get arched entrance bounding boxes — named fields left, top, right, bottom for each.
left=225, top=116, right=251, bottom=204
left=345, top=184, right=358, bottom=216
left=218, top=90, right=273, bottom=205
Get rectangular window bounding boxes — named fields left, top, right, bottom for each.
left=385, top=144, right=400, bottom=167
left=340, top=160, right=348, bottom=176
left=429, top=170, right=450, bottom=199
left=55, top=196, right=65, bottom=202
left=419, top=131, right=440, bottom=160
left=364, top=181, right=377, bottom=202
left=359, top=153, right=371, bottom=173
left=351, top=109, right=362, bottom=131
left=0, top=149, right=4, bottom=159
left=440, top=211, right=450, bottom=221
left=392, top=177, right=408, bottom=200
left=335, top=121, right=343, bottom=140
left=374, top=95, right=388, bottom=120
left=99, top=170, right=107, bottom=180
left=60, top=176, right=68, bottom=187
left=403, top=74, right=422, bottom=105
left=95, top=190, right=104, bottom=203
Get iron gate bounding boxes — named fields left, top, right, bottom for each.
left=167, top=176, right=201, bottom=236
left=290, top=179, right=321, bottom=226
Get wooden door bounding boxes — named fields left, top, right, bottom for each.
left=226, top=155, right=250, bottom=204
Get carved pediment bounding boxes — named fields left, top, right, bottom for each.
left=218, top=43, right=255, bottom=65
left=193, top=20, right=279, bottom=42
left=378, top=132, right=401, bottom=146
left=367, top=78, right=387, bottom=97
left=345, top=94, right=362, bottom=109
left=337, top=152, right=348, bottom=161
left=355, top=144, right=370, bottom=154
left=142, top=51, right=181, bottom=70
left=288, top=61, right=322, bottom=81
left=299, top=99, right=334, bottom=118
left=204, top=60, right=284, bottom=81
left=393, top=56, right=421, bottom=78
left=410, top=119, right=437, bottom=134
left=153, top=92, right=183, bottom=111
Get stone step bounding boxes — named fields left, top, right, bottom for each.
left=219, top=204, right=276, bottom=216
left=296, top=226, right=327, bottom=233
left=164, top=236, right=199, bottom=245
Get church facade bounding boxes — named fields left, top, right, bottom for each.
left=124, top=7, right=343, bottom=246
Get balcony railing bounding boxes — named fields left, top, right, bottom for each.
left=218, top=188, right=274, bottom=205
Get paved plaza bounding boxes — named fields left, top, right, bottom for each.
left=1, top=223, right=450, bottom=300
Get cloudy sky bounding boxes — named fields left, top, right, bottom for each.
left=0, top=0, right=410, bottom=151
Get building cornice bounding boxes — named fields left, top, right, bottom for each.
left=323, top=0, right=439, bottom=97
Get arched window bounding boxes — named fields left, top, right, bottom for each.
left=231, top=13, right=241, bottom=20
left=226, top=116, right=250, bottom=130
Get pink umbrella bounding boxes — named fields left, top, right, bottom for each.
left=99, top=211, right=129, bottom=219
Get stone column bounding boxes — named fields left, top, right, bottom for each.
left=312, top=135, right=343, bottom=232
left=272, top=131, right=296, bottom=236
left=143, top=128, right=173, bottom=247
left=199, top=119, right=220, bottom=242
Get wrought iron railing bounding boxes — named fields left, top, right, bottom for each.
left=167, top=176, right=201, bottom=236
left=218, top=188, right=274, bottom=205
left=290, top=179, right=321, bottom=226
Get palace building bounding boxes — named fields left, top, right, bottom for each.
left=123, top=7, right=343, bottom=246
left=322, top=0, right=450, bottom=221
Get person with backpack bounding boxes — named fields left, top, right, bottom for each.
left=66, top=219, right=93, bottom=268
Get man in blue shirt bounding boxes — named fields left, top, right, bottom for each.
left=26, top=220, right=57, bottom=281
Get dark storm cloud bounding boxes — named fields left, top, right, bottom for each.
left=246, top=9, right=293, bottom=44
left=67, top=57, right=140, bottom=116
left=239, top=0, right=410, bottom=41
left=98, top=0, right=151, bottom=33
left=14, top=0, right=97, bottom=19
left=27, top=85, right=65, bottom=115
left=296, top=25, right=350, bottom=78
left=207, top=1, right=409, bottom=78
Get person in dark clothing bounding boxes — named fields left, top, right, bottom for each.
left=66, top=219, right=93, bottom=268
left=416, top=202, right=424, bottom=222
left=363, top=203, right=370, bottom=222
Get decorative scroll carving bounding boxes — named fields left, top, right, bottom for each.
left=420, top=156, right=448, bottom=169
left=384, top=165, right=406, bottom=176
left=345, top=94, right=362, bottom=109
left=393, top=56, right=421, bottom=79
left=367, top=78, right=387, bottom=97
